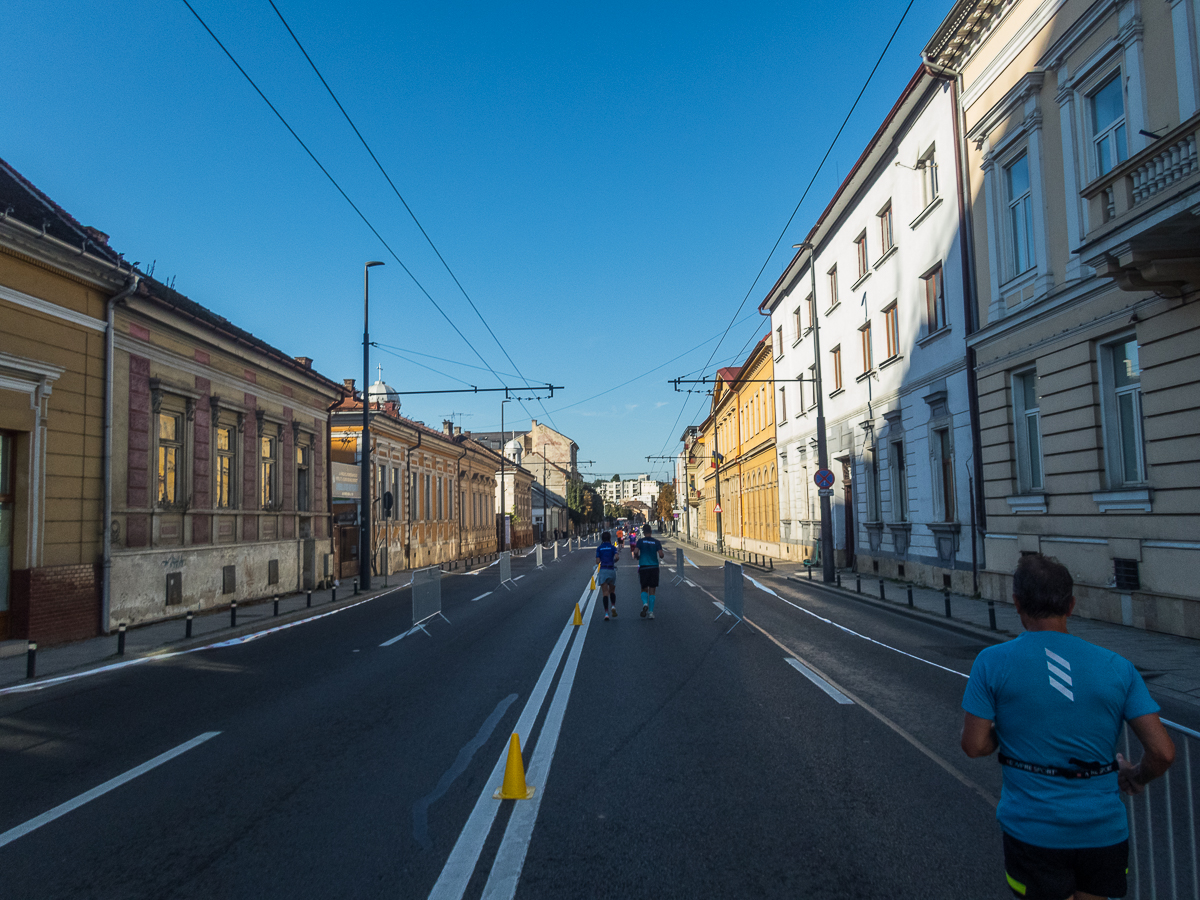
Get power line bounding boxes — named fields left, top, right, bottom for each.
left=372, top=342, right=522, bottom=381
left=265, top=0, right=561, bottom=434
left=178, top=0, right=545, bottom=428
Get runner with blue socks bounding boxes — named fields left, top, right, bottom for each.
left=633, top=524, right=664, bottom=619
left=595, top=531, right=619, bottom=620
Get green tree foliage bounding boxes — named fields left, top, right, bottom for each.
left=611, top=473, right=620, bottom=481
left=567, top=479, right=603, bottom=525
left=655, top=483, right=677, bottom=522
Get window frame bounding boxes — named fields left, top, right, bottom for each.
left=259, top=428, right=278, bottom=510
left=859, top=321, right=874, bottom=374
left=296, top=436, right=312, bottom=512
left=854, top=232, right=869, bottom=280
left=830, top=346, right=843, bottom=393
left=888, top=439, right=908, bottom=522
left=1004, top=151, right=1035, bottom=280
left=933, top=426, right=957, bottom=522
left=883, top=302, right=900, bottom=361
left=157, top=410, right=183, bottom=507
left=1012, top=369, right=1044, bottom=493
left=923, top=263, right=947, bottom=334
left=1099, top=335, right=1148, bottom=487
left=214, top=422, right=236, bottom=510
left=1088, top=69, right=1128, bottom=178
left=878, top=202, right=894, bottom=254
left=919, top=146, right=938, bottom=208
left=827, top=265, right=839, bottom=309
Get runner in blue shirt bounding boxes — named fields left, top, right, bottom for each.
left=633, top=524, right=665, bottom=619
left=961, top=553, right=1175, bottom=900
left=594, top=532, right=619, bottom=620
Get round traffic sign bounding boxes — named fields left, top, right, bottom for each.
left=814, top=468, right=835, bottom=489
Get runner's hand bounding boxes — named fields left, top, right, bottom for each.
left=1117, top=753, right=1144, bottom=795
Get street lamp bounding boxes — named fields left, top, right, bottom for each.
left=499, top=398, right=511, bottom=551
left=360, top=260, right=384, bottom=591
left=793, top=242, right=835, bottom=584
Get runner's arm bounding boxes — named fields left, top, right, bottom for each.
left=960, top=712, right=998, bottom=758
left=1118, top=713, right=1176, bottom=794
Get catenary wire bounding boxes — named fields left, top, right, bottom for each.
left=265, top=0, right=560, bottom=433
left=178, top=0, right=546, bottom=427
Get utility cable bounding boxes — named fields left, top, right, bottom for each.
left=265, top=0, right=560, bottom=432
left=179, top=0, right=544, bottom=426
left=372, top=342, right=522, bottom=381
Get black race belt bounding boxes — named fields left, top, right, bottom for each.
left=998, top=752, right=1119, bottom=779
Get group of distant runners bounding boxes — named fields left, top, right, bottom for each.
left=595, top=525, right=664, bottom=621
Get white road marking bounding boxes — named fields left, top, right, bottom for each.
left=481, top=579, right=597, bottom=899
left=428, top=581, right=596, bottom=900
left=786, top=657, right=854, bottom=704
left=0, top=732, right=221, bottom=848
left=380, top=626, right=424, bottom=647
left=744, top=574, right=779, bottom=597
left=685, top=556, right=699, bottom=568
left=470, top=592, right=493, bottom=603
left=514, top=575, right=525, bottom=581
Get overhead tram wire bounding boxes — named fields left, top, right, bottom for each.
left=651, top=0, right=916, bottom=458
left=265, top=0, right=560, bottom=433
left=372, top=342, right=523, bottom=381
left=178, top=1, right=545, bottom=425
left=372, top=345, right=477, bottom=388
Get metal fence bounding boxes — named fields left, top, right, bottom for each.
left=1126, top=717, right=1199, bottom=899
left=499, top=550, right=515, bottom=590
left=535, top=544, right=544, bottom=569
left=715, top=561, right=744, bottom=633
left=411, top=565, right=446, bottom=628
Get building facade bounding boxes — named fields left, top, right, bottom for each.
left=764, top=66, right=978, bottom=591
left=926, top=0, right=1200, bottom=636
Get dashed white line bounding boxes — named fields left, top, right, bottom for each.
left=786, top=657, right=854, bottom=704
left=470, top=592, right=493, bottom=603
left=0, top=731, right=221, bottom=848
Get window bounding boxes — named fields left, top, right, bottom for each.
left=157, top=413, right=181, bottom=506
left=779, top=386, right=786, bottom=423
left=806, top=367, right=816, bottom=408
left=296, top=440, right=311, bottom=511
left=831, top=347, right=843, bottom=392
left=923, top=265, right=947, bottom=333
left=860, top=321, right=874, bottom=373
left=879, top=203, right=894, bottom=254
left=828, top=266, right=839, bottom=307
left=437, top=475, right=444, bottom=520
left=883, top=303, right=899, bottom=360
left=260, top=432, right=277, bottom=508
left=807, top=292, right=817, bottom=330
left=1013, top=371, right=1043, bottom=492
left=215, top=425, right=234, bottom=509
left=919, top=148, right=938, bottom=206
left=775, top=326, right=783, bottom=358
left=889, top=440, right=908, bottom=522
left=424, top=473, right=432, bottom=521
left=1090, top=72, right=1127, bottom=176
left=793, top=305, right=803, bottom=339
left=1005, top=153, right=1034, bottom=278
left=1104, top=338, right=1146, bottom=484
left=854, top=232, right=868, bottom=279
left=935, top=428, right=956, bottom=521
left=409, top=470, right=418, bottom=520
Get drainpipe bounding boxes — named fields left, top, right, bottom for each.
left=102, top=274, right=141, bottom=634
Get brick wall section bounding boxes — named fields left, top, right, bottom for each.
left=243, top=394, right=258, bottom=542
left=9, top=563, right=102, bottom=643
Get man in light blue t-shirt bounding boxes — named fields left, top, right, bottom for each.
left=962, top=553, right=1175, bottom=900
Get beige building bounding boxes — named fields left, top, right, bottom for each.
left=925, top=0, right=1200, bottom=636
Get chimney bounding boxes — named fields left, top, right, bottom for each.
left=454, top=426, right=462, bottom=437
left=343, top=378, right=356, bottom=397
left=442, top=419, right=453, bottom=435
left=294, top=356, right=313, bottom=369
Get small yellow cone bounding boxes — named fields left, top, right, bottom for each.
left=572, top=603, right=583, bottom=626
left=590, top=575, right=596, bottom=590
left=493, top=733, right=536, bottom=800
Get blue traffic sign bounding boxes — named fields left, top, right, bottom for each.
left=814, top=468, right=835, bottom=489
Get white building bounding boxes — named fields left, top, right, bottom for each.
left=598, top=475, right=660, bottom=509
left=763, top=66, right=980, bottom=592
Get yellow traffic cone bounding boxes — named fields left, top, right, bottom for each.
left=493, top=733, right=536, bottom=800
left=572, top=603, right=583, bottom=626
left=590, top=575, right=596, bottom=590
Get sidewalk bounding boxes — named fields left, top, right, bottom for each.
left=784, top=568, right=1200, bottom=709
left=0, top=581, right=398, bottom=691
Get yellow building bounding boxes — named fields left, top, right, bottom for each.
left=695, top=334, right=780, bottom=557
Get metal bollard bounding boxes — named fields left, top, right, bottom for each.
left=988, top=599, right=997, bottom=630
left=353, top=578, right=359, bottom=596
left=306, top=590, right=312, bottom=608
left=231, top=600, right=238, bottom=627
left=26, top=641, right=36, bottom=679
left=808, top=565, right=813, bottom=581
left=907, top=585, right=914, bottom=607
left=117, top=622, right=127, bottom=655
left=837, top=572, right=842, bottom=588
left=879, top=580, right=886, bottom=601
left=769, top=558, right=773, bottom=571
left=943, top=589, right=952, bottom=618
left=856, top=574, right=861, bottom=594
left=273, top=596, right=279, bottom=617
left=185, top=611, right=193, bottom=638
left=331, top=585, right=337, bottom=604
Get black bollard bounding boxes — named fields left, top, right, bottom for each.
left=353, top=578, right=359, bottom=596
left=117, top=622, right=127, bottom=656
left=856, top=574, right=862, bottom=594
left=185, top=611, right=193, bottom=638
left=769, top=558, right=773, bottom=571
left=907, top=585, right=914, bottom=608
left=879, top=580, right=886, bottom=601
left=988, top=599, right=997, bottom=630
left=273, top=596, right=279, bottom=617
left=943, top=589, right=952, bottom=618
left=231, top=600, right=237, bottom=627
left=837, top=571, right=842, bottom=588
left=306, top=590, right=312, bottom=608
left=331, top=585, right=337, bottom=604
left=26, top=641, right=36, bottom=679
left=808, top=565, right=813, bottom=581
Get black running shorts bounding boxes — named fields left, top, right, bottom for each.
left=1002, top=832, right=1128, bottom=899
left=638, top=567, right=659, bottom=589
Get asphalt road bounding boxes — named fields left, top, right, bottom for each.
left=1, top=540, right=1193, bottom=899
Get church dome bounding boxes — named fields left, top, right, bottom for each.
left=504, top=437, right=523, bottom=463
left=368, top=366, right=400, bottom=409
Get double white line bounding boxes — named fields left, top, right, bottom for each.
left=429, top=576, right=598, bottom=900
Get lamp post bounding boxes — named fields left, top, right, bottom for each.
left=360, top=260, right=384, bottom=591
left=794, top=242, right=834, bottom=583
left=499, top=398, right=511, bottom=551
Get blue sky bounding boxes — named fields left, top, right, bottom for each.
left=3, top=0, right=953, bottom=484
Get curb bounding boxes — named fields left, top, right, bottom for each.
left=782, top=573, right=1013, bottom=645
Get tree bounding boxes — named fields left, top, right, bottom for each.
left=567, top=480, right=602, bottom=526
left=611, top=473, right=620, bottom=482
left=655, top=483, right=677, bottom=523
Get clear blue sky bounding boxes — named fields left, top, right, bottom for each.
left=3, top=0, right=952, bottom=484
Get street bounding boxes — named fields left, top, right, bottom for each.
left=2, top=541, right=1195, bottom=899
